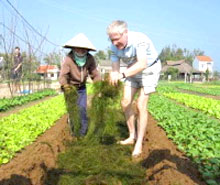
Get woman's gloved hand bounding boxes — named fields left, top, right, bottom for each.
left=61, top=84, right=71, bottom=92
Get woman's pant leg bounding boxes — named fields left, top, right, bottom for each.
left=77, top=88, right=88, bottom=136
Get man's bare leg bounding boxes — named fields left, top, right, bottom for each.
left=132, top=88, right=149, bottom=156
left=119, top=85, right=137, bottom=145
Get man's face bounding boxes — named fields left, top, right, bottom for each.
left=109, top=30, right=128, bottom=50
left=14, top=48, right=20, bottom=56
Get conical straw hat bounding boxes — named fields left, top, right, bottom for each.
left=63, top=33, right=96, bottom=51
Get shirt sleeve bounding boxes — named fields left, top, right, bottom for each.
left=88, top=56, right=101, bottom=82
left=59, top=57, right=70, bottom=86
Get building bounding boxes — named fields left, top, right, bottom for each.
left=98, top=60, right=127, bottom=79
left=161, top=60, right=202, bottom=82
left=36, top=65, right=59, bottom=81
left=98, top=60, right=112, bottom=76
left=193, top=56, right=213, bottom=73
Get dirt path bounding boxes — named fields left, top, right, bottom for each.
left=0, top=110, right=206, bottom=185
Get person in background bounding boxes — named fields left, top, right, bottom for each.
left=12, top=46, right=23, bottom=94
left=107, top=20, right=161, bottom=158
left=59, top=33, right=101, bottom=137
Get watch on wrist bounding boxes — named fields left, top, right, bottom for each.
left=122, top=72, right=126, bottom=79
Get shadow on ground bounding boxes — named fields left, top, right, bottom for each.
left=142, top=149, right=205, bottom=185
left=0, top=174, right=32, bottom=185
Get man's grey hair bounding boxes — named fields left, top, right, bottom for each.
left=107, top=20, right=128, bottom=35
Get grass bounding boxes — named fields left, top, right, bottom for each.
left=47, top=80, right=148, bottom=185
left=63, top=86, right=80, bottom=136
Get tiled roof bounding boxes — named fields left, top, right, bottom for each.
left=196, top=56, right=213, bottom=62
left=36, top=65, right=58, bottom=73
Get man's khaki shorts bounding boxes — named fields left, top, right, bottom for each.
left=124, top=60, right=161, bottom=95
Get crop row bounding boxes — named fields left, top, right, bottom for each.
left=0, top=95, right=66, bottom=165
left=0, top=89, right=57, bottom=112
left=148, top=94, right=220, bottom=185
left=163, top=92, right=220, bottom=119
left=172, top=82, right=220, bottom=96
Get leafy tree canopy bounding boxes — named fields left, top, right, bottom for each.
left=158, top=44, right=204, bottom=66
left=94, top=50, right=107, bottom=64
left=43, top=51, right=63, bottom=69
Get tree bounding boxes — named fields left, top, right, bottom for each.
left=106, top=48, right=112, bottom=60
left=164, top=67, right=179, bottom=80
left=94, top=50, right=107, bottom=64
left=43, top=51, right=63, bottom=69
left=0, top=14, right=55, bottom=96
left=22, top=52, right=40, bottom=81
left=175, top=48, right=184, bottom=60
left=204, top=69, right=210, bottom=81
left=159, top=45, right=205, bottom=66
left=193, top=49, right=204, bottom=57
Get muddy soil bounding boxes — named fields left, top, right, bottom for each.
left=0, top=110, right=206, bottom=185
left=142, top=115, right=206, bottom=185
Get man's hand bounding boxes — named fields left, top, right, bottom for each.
left=14, top=63, right=22, bottom=73
left=109, top=71, right=124, bottom=86
left=109, top=71, right=119, bottom=86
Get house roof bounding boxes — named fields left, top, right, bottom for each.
left=162, top=60, right=201, bottom=74
left=196, top=56, right=213, bottom=62
left=166, top=60, right=185, bottom=66
left=36, top=65, right=58, bottom=73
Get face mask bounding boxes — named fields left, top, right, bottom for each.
left=74, top=51, right=87, bottom=67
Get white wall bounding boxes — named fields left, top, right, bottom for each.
left=199, top=62, right=213, bottom=73
left=193, top=58, right=213, bottom=73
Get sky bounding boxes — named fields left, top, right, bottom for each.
left=1, top=0, right=220, bottom=71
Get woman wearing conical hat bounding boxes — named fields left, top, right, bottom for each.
left=59, top=33, right=101, bottom=137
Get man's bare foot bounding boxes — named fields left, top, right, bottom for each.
left=117, top=137, right=135, bottom=145
left=132, top=142, right=142, bottom=157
